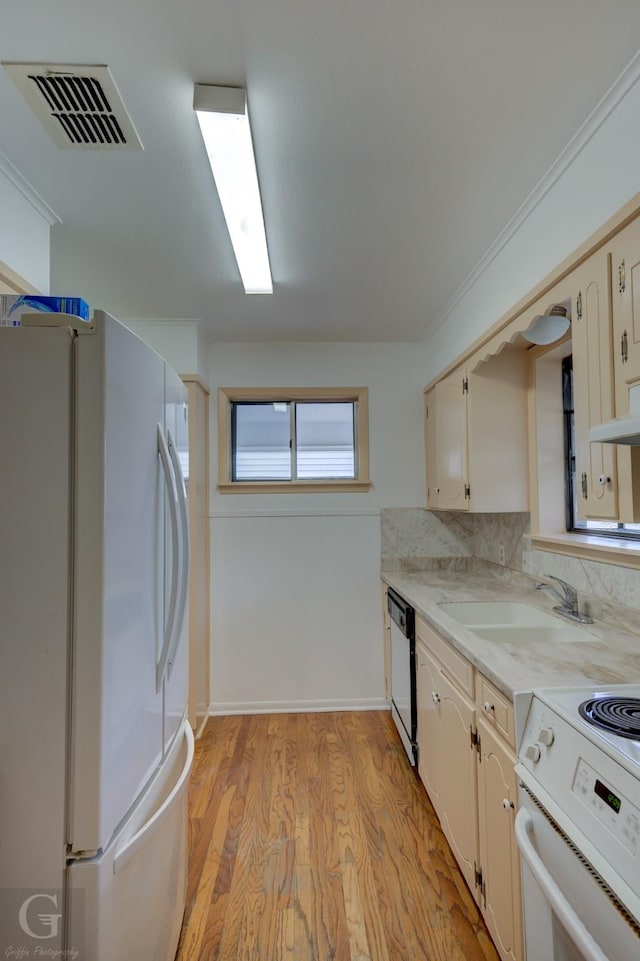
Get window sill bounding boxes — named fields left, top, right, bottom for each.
left=532, top=532, right=640, bottom=570
left=217, top=480, right=373, bottom=494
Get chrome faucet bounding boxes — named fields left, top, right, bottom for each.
left=534, top=575, right=594, bottom=624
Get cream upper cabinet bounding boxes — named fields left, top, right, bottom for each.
left=570, top=250, right=619, bottom=520
left=415, top=617, right=523, bottom=961
left=607, top=217, right=640, bottom=521
left=434, top=368, right=469, bottom=510
left=427, top=350, right=529, bottom=513
left=424, top=387, right=440, bottom=508
left=609, top=215, right=640, bottom=406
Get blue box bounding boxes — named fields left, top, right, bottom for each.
left=0, top=295, right=91, bottom=326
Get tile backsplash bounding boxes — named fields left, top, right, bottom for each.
left=381, top=508, right=640, bottom=621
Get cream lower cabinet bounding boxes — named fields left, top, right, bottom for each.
left=416, top=616, right=523, bottom=961
left=416, top=618, right=478, bottom=895
left=181, top=375, right=211, bottom=732
left=382, top=583, right=391, bottom=702
left=416, top=639, right=441, bottom=808
left=476, top=675, right=522, bottom=961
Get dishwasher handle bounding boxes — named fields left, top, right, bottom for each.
left=515, top=808, right=611, bottom=961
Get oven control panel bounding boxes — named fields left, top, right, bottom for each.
left=573, top=758, right=640, bottom=851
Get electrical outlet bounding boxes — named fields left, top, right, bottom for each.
left=498, top=544, right=505, bottom=565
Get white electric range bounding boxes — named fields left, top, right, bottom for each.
left=514, top=683, right=640, bottom=961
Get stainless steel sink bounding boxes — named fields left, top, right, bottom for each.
left=438, top=601, right=592, bottom=644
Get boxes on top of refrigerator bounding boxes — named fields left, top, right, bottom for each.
left=0, top=295, right=91, bottom=326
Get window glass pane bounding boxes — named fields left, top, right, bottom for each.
left=296, top=402, right=355, bottom=479
left=233, top=403, right=291, bottom=480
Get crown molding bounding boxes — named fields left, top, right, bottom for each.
left=426, top=48, right=640, bottom=343
left=0, top=149, right=60, bottom=225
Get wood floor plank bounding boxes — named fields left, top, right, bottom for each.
left=176, top=710, right=500, bottom=961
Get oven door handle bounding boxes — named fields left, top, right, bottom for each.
left=515, top=808, right=610, bottom=961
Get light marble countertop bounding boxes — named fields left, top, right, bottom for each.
left=381, top=567, right=640, bottom=699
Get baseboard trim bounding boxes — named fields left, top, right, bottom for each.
left=208, top=697, right=389, bottom=716
left=195, top=713, right=210, bottom=739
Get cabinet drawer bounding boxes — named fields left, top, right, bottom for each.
left=477, top=674, right=514, bottom=747
left=416, top=616, right=474, bottom=699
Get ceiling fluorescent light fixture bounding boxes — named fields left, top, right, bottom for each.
left=193, top=83, right=272, bottom=294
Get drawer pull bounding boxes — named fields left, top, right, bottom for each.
left=483, top=701, right=495, bottom=714
left=502, top=798, right=514, bottom=811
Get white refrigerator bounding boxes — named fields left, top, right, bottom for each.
left=0, top=310, right=193, bottom=960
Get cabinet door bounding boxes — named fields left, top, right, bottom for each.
left=424, top=388, right=439, bottom=508
left=433, top=662, right=478, bottom=894
left=477, top=718, right=523, bottom=961
left=435, top=369, right=469, bottom=510
left=182, top=377, right=210, bottom=731
left=571, top=251, right=619, bottom=520
left=416, top=642, right=442, bottom=811
left=610, top=216, right=640, bottom=404
left=608, top=218, right=640, bottom=521
left=382, top=584, right=391, bottom=703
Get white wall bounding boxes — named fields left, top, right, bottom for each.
left=122, top=319, right=201, bottom=375
left=423, top=57, right=640, bottom=382
left=208, top=341, right=425, bottom=713
left=0, top=159, right=53, bottom=293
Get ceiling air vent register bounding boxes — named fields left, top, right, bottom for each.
left=1, top=63, right=143, bottom=149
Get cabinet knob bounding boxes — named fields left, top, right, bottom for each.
left=431, top=691, right=441, bottom=705
left=483, top=701, right=495, bottom=714
left=502, top=798, right=514, bottom=810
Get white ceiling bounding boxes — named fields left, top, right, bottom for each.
left=2, top=0, right=640, bottom=343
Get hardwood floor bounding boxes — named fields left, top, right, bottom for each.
left=176, top=711, right=500, bottom=961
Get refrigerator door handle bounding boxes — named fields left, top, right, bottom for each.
left=157, top=423, right=180, bottom=693
left=112, top=721, right=194, bottom=875
left=166, top=428, right=190, bottom=679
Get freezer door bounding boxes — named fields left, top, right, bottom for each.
left=71, top=314, right=166, bottom=853
left=0, top=327, right=72, bottom=903
left=67, top=720, right=193, bottom=961
left=163, top=363, right=190, bottom=753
